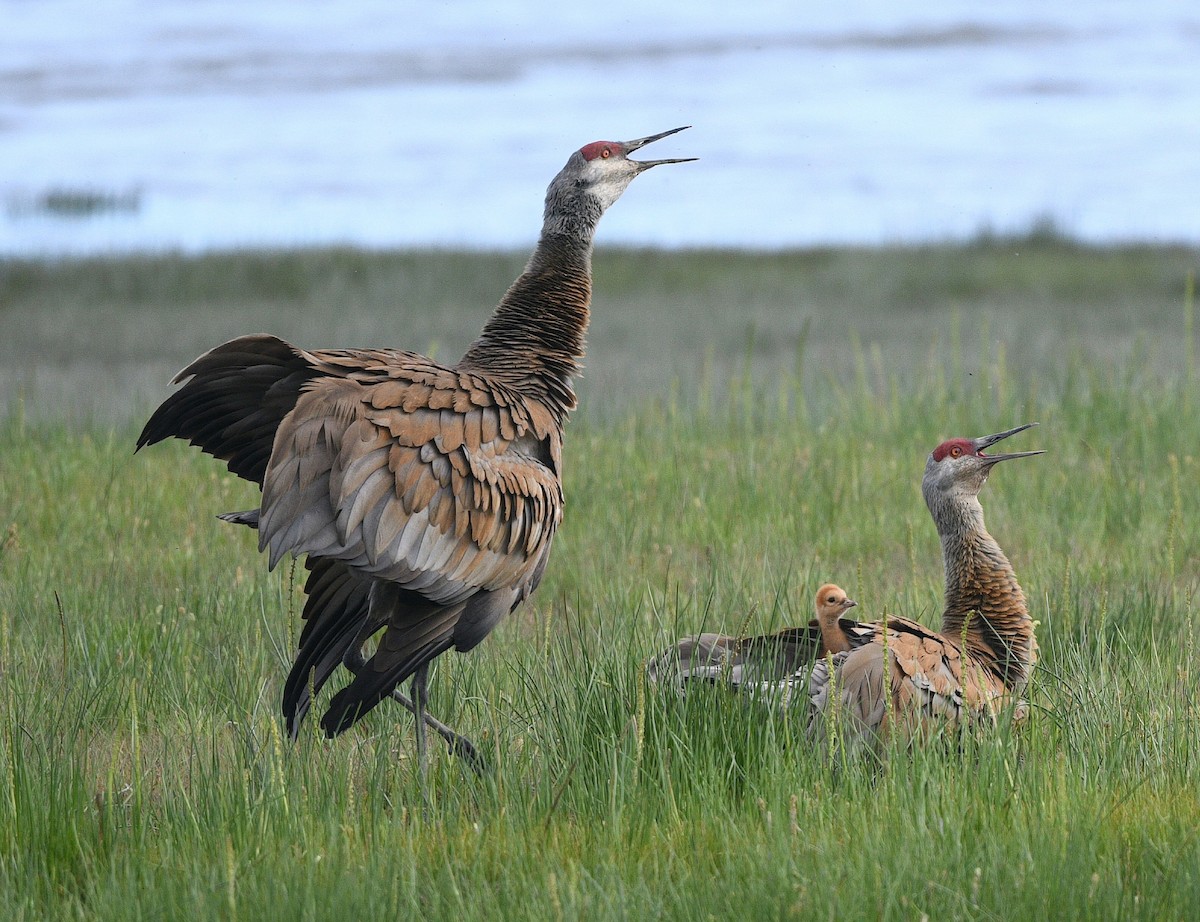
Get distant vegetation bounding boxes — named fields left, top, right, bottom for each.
left=5, top=187, right=141, bottom=219
left=2, top=240, right=1196, bottom=423
left=1, top=243, right=1198, bottom=919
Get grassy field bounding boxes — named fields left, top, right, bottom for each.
left=1, top=241, right=1198, bottom=919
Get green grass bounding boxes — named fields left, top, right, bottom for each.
left=1, top=243, right=1198, bottom=919
left=2, top=239, right=1196, bottom=422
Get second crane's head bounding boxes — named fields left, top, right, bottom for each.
left=922, top=422, right=1044, bottom=506
left=544, top=127, right=695, bottom=230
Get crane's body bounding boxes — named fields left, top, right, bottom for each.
left=138, top=128, right=693, bottom=772
left=806, top=424, right=1041, bottom=752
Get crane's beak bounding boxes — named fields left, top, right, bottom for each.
left=623, top=126, right=697, bottom=169
left=971, top=422, right=1045, bottom=464
left=844, top=598, right=858, bottom=610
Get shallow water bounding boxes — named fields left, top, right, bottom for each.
left=3, top=0, right=1198, bottom=255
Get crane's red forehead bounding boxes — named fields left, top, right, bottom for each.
left=580, top=140, right=620, bottom=161
left=931, top=438, right=976, bottom=461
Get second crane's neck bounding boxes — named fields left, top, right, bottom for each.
left=933, top=493, right=1038, bottom=692
left=457, top=227, right=595, bottom=423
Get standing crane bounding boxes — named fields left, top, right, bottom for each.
left=649, top=424, right=1041, bottom=753
left=137, top=128, right=694, bottom=775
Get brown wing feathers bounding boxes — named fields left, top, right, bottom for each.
left=269, top=368, right=560, bottom=731
left=803, top=614, right=1009, bottom=753
left=142, top=330, right=564, bottom=736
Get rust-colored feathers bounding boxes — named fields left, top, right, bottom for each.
left=256, top=353, right=563, bottom=601
left=803, top=614, right=1013, bottom=755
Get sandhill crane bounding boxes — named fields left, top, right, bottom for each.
left=805, top=423, right=1042, bottom=753
left=137, top=128, right=695, bottom=774
left=645, top=582, right=870, bottom=688
left=648, top=424, right=1041, bottom=754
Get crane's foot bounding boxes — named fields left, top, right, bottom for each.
left=342, top=650, right=490, bottom=776
left=443, top=731, right=488, bottom=776
left=392, top=685, right=489, bottom=777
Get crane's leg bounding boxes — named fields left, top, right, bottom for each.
left=340, top=649, right=487, bottom=775
left=412, top=664, right=430, bottom=791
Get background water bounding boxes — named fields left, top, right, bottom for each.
left=3, top=0, right=1198, bottom=255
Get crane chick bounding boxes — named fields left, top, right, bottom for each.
left=645, top=581, right=868, bottom=688
left=813, top=583, right=857, bottom=655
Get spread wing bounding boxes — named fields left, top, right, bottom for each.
left=136, top=334, right=320, bottom=484
left=141, top=334, right=566, bottom=734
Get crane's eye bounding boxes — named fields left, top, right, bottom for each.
left=600, top=147, right=612, bottom=159
left=950, top=446, right=962, bottom=458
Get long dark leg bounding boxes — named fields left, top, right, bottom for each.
left=411, top=664, right=430, bottom=788
left=341, top=649, right=486, bottom=774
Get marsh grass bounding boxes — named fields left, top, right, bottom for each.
left=1, top=244, right=1198, bottom=919
left=2, top=240, right=1196, bottom=423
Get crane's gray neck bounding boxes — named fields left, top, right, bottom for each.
left=539, top=183, right=607, bottom=242
left=929, top=491, right=1037, bottom=692
left=456, top=189, right=602, bottom=423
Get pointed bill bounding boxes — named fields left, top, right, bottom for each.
left=971, top=422, right=1044, bottom=464
left=623, top=126, right=697, bottom=168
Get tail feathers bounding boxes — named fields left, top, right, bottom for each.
left=320, top=638, right=453, bottom=737
left=282, top=558, right=372, bottom=738
left=217, top=509, right=260, bottom=528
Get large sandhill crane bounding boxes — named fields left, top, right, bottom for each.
left=138, top=128, right=694, bottom=774
left=650, top=424, right=1041, bottom=753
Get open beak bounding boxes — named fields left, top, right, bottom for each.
left=971, top=422, right=1045, bottom=464
left=623, top=126, right=697, bottom=169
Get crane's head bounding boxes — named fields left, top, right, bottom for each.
left=814, top=583, right=857, bottom=623
left=922, top=423, right=1043, bottom=506
left=548, top=126, right=695, bottom=217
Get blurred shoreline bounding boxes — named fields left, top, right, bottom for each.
left=4, top=2, right=1198, bottom=256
